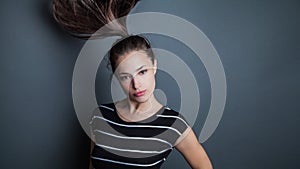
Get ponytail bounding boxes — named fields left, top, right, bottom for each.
left=52, top=0, right=140, bottom=39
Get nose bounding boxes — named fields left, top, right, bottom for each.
left=131, top=76, right=141, bottom=89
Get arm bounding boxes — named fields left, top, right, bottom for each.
left=89, top=139, right=95, bottom=169
left=175, top=128, right=213, bottom=169
left=89, top=131, right=95, bottom=169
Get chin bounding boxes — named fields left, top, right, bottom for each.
left=131, top=97, right=148, bottom=103
left=130, top=95, right=150, bottom=103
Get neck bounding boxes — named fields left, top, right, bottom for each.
left=127, top=94, right=157, bottom=114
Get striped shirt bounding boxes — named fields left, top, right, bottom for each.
left=89, top=103, right=190, bottom=169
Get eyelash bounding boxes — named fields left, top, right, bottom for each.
left=120, top=76, right=130, bottom=81
left=119, top=69, right=148, bottom=81
left=138, top=69, right=148, bottom=75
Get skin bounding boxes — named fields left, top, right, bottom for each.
left=176, top=128, right=213, bottom=169
left=90, top=50, right=213, bottom=169
left=113, top=50, right=162, bottom=122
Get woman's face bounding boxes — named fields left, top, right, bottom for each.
left=114, top=50, right=157, bottom=103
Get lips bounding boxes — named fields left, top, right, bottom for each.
left=134, top=90, right=146, bottom=97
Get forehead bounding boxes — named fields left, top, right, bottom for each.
left=116, top=50, right=152, bottom=73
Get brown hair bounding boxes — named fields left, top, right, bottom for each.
left=52, top=0, right=154, bottom=72
left=109, top=35, right=155, bottom=72
left=53, top=0, right=139, bottom=38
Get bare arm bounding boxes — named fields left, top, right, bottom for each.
left=89, top=131, right=95, bottom=169
left=175, top=128, right=213, bottom=169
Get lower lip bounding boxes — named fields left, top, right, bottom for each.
left=134, top=90, right=146, bottom=97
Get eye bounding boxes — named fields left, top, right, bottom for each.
left=138, top=69, right=148, bottom=75
left=119, top=75, right=130, bottom=81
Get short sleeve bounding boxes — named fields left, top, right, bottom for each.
left=172, top=113, right=191, bottom=146
left=158, top=107, right=191, bottom=146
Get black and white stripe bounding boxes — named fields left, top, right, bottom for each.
left=90, top=103, right=189, bottom=169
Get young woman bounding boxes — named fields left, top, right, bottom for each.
left=53, top=1, right=213, bottom=168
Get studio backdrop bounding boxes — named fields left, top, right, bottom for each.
left=0, top=0, right=299, bottom=169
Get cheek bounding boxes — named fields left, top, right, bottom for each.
left=119, top=82, right=130, bottom=93
left=146, top=74, right=156, bottom=88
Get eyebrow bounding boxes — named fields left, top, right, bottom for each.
left=119, top=65, right=146, bottom=75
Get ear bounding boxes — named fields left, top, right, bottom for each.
left=153, top=59, right=157, bottom=74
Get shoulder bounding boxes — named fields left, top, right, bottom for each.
left=99, top=103, right=115, bottom=112
left=90, top=103, right=115, bottom=120
left=157, top=106, right=190, bottom=134
left=160, top=106, right=190, bottom=127
left=162, top=106, right=193, bottom=146
left=93, top=103, right=115, bottom=114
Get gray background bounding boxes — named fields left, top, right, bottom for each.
left=1, top=0, right=299, bottom=169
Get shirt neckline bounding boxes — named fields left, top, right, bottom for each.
left=111, top=103, right=166, bottom=124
